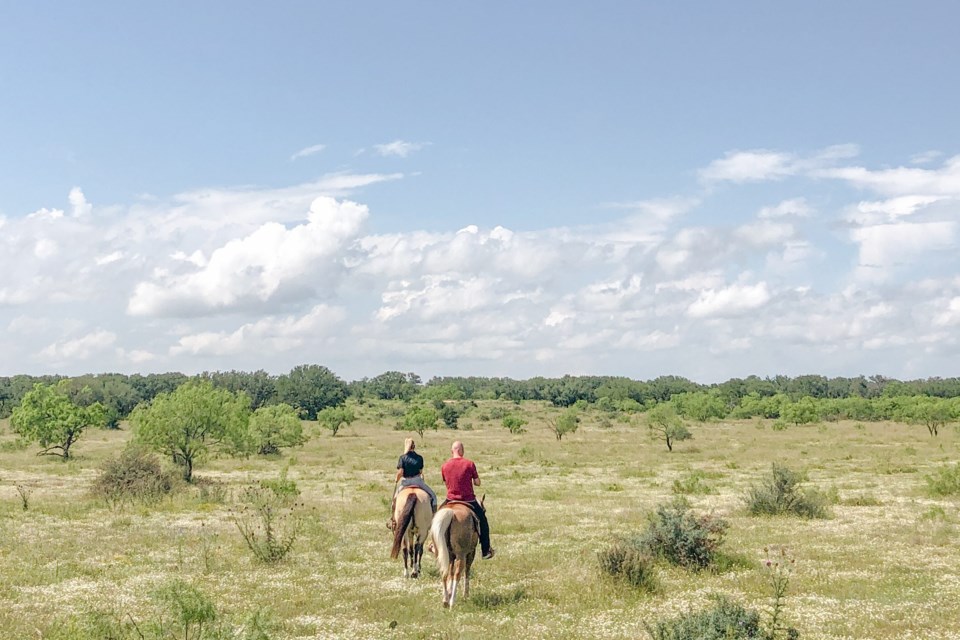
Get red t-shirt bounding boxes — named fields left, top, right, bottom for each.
left=441, top=457, right=478, bottom=501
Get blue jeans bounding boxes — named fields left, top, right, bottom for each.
left=397, top=476, right=437, bottom=511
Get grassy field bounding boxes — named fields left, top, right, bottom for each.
left=1, top=401, right=959, bottom=639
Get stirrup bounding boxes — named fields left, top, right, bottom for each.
left=483, top=548, right=495, bottom=560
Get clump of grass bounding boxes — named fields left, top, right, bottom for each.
left=672, top=470, right=716, bottom=495
left=926, top=463, right=960, bottom=496
left=597, top=540, right=659, bottom=591
left=90, top=446, right=179, bottom=506
left=745, top=464, right=829, bottom=519
left=638, top=498, right=728, bottom=570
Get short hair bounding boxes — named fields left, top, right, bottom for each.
left=404, top=438, right=416, bottom=453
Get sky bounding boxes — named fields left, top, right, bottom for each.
left=1, top=2, right=959, bottom=383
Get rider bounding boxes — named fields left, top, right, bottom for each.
left=393, top=438, right=437, bottom=521
left=439, top=440, right=495, bottom=559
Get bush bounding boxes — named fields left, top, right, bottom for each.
left=597, top=540, right=659, bottom=591
left=926, top=463, right=960, bottom=496
left=745, top=464, right=829, bottom=519
left=645, top=596, right=767, bottom=640
left=638, top=499, right=728, bottom=570
left=502, top=414, right=528, bottom=434
left=230, top=473, right=303, bottom=564
left=91, top=447, right=178, bottom=506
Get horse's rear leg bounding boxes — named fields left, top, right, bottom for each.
left=463, top=561, right=471, bottom=598
left=411, top=541, right=423, bottom=578
left=448, top=558, right=463, bottom=608
left=402, top=545, right=410, bottom=578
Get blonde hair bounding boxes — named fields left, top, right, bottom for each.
left=404, top=438, right=416, bottom=453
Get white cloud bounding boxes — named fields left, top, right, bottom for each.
left=700, top=150, right=796, bottom=183
left=845, top=195, right=945, bottom=225
left=127, top=196, right=368, bottom=317
left=40, top=330, right=116, bottom=361
left=851, top=221, right=956, bottom=268
left=758, top=198, right=812, bottom=218
left=911, top=150, right=943, bottom=165
left=374, top=140, right=427, bottom=158
left=687, top=282, right=771, bottom=318
left=290, top=143, right=326, bottom=161
left=818, top=155, right=960, bottom=197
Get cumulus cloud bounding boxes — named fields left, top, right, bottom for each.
left=700, top=144, right=859, bottom=183
left=40, top=330, right=116, bottom=362
left=758, top=198, right=812, bottom=218
left=127, top=196, right=368, bottom=317
left=687, top=282, right=771, bottom=318
left=818, top=155, right=960, bottom=197
left=851, top=221, right=956, bottom=269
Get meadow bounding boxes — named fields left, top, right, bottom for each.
left=1, top=401, right=959, bottom=639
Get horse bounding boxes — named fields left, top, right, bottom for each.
left=390, top=486, right=433, bottom=578
left=429, top=501, right=480, bottom=608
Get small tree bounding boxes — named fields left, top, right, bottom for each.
left=548, top=409, right=580, bottom=440
left=130, top=380, right=250, bottom=482
left=502, top=414, right=528, bottom=434
left=781, top=396, right=819, bottom=425
left=316, top=405, right=356, bottom=437
left=401, top=405, right=439, bottom=438
left=646, top=403, right=692, bottom=452
left=249, top=403, right=305, bottom=453
left=11, top=382, right=107, bottom=459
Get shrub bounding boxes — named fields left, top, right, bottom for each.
left=597, top=540, right=659, bottom=591
left=645, top=596, right=766, bottom=640
left=230, top=473, right=303, bottom=564
left=926, top=463, right=960, bottom=496
left=502, top=414, right=528, bottom=434
left=153, top=579, right=218, bottom=639
left=91, top=447, right=178, bottom=506
left=744, top=464, right=829, bottom=519
left=638, top=498, right=728, bottom=570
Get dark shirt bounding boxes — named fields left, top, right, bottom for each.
left=397, top=451, right=424, bottom=478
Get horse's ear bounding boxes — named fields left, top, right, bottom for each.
left=480, top=493, right=486, bottom=508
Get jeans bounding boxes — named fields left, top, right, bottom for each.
left=397, top=476, right=437, bottom=510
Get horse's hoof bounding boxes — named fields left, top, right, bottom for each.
left=442, top=602, right=450, bottom=609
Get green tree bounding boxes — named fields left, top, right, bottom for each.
left=11, top=382, right=107, bottom=459
left=249, top=403, right=306, bottom=454
left=548, top=408, right=580, bottom=440
left=646, top=402, right=692, bottom=452
left=502, top=414, right=528, bottom=434
left=401, top=405, right=439, bottom=438
left=317, top=405, right=357, bottom=437
left=275, top=364, right=347, bottom=420
left=130, top=380, right=250, bottom=482
left=901, top=395, right=954, bottom=436
left=781, top=396, right=819, bottom=425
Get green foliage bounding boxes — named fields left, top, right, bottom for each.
left=11, top=382, right=107, bottom=459
left=597, top=540, right=659, bottom=591
left=130, top=380, right=251, bottom=482
left=645, top=596, right=767, bottom=640
left=672, top=470, right=716, bottom=495
left=400, top=405, right=439, bottom=438
left=91, top=446, right=179, bottom=506
left=153, top=579, right=218, bottom=639
left=926, top=463, right=960, bottom=496
left=646, top=403, right=692, bottom=451
left=745, top=463, right=829, bottom=519
left=548, top=409, right=580, bottom=440
left=316, top=405, right=356, bottom=437
left=638, top=498, right=728, bottom=570
left=275, top=364, right=347, bottom=420
left=780, top=397, right=819, bottom=425
left=502, top=414, right=528, bottom=434
left=899, top=395, right=954, bottom=436
left=248, top=403, right=306, bottom=453
left=672, top=391, right=728, bottom=422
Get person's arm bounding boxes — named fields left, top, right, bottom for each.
left=395, top=468, right=403, bottom=482
left=472, top=462, right=481, bottom=487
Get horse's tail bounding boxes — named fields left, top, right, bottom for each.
left=390, top=492, right=418, bottom=559
left=430, top=507, right=456, bottom=576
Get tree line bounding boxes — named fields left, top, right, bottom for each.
left=6, top=369, right=960, bottom=420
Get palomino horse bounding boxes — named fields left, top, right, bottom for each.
left=390, top=486, right=433, bottom=578
left=429, top=502, right=480, bottom=608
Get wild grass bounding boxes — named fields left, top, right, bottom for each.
left=0, top=410, right=959, bottom=639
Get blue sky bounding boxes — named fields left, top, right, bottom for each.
left=2, top=2, right=959, bottom=382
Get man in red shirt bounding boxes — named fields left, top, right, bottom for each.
left=440, top=440, right=495, bottom=559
